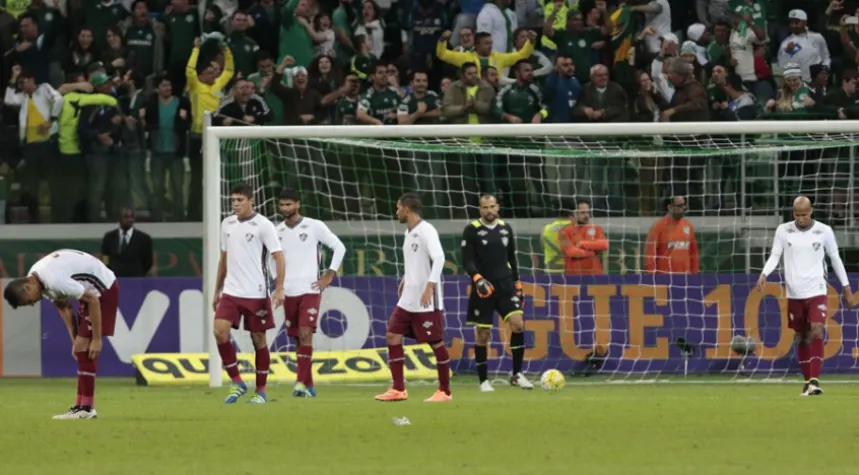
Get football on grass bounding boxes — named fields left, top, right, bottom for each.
left=730, top=335, right=757, bottom=356
left=540, top=369, right=566, bottom=391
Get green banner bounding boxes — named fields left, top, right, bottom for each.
left=0, top=232, right=748, bottom=278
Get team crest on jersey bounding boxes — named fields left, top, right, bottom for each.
left=478, top=230, right=488, bottom=236
left=683, top=226, right=690, bottom=234
left=499, top=229, right=509, bottom=235
left=502, top=237, right=509, bottom=247
left=246, top=233, right=254, bottom=242
left=813, top=242, right=821, bottom=251
left=422, top=321, right=433, bottom=328
left=299, top=233, right=308, bottom=241
left=411, top=243, right=419, bottom=252
left=588, top=228, right=596, bottom=236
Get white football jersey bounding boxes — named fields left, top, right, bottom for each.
left=761, top=220, right=849, bottom=299
left=273, top=217, right=347, bottom=296
left=29, top=249, right=117, bottom=302
left=221, top=213, right=282, bottom=299
left=397, top=220, right=446, bottom=313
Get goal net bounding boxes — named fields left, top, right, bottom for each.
left=203, top=119, right=859, bottom=387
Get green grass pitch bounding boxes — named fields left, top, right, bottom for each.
left=2, top=377, right=859, bottom=475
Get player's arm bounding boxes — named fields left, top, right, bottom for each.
left=689, top=229, right=700, bottom=274
left=422, top=227, right=446, bottom=308
left=823, top=226, right=853, bottom=307
left=213, top=47, right=235, bottom=90
left=261, top=220, right=285, bottom=306
left=758, top=227, right=785, bottom=289
left=562, top=227, right=595, bottom=258
left=316, top=221, right=347, bottom=289
left=461, top=224, right=493, bottom=297
left=55, top=301, right=76, bottom=343
left=578, top=226, right=609, bottom=252
left=55, top=278, right=102, bottom=358
left=644, top=221, right=663, bottom=274
left=214, top=221, right=228, bottom=310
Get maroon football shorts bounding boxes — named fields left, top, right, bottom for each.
left=787, top=295, right=828, bottom=332
left=387, top=306, right=445, bottom=343
left=284, top=293, right=322, bottom=337
left=78, top=281, right=120, bottom=338
left=215, top=293, right=276, bottom=333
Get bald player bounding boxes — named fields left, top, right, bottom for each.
left=758, top=196, right=853, bottom=396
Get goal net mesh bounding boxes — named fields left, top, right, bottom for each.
left=217, top=130, right=859, bottom=381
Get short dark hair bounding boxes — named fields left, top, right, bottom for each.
left=461, top=62, right=477, bottom=73
left=257, top=50, right=272, bottom=63
left=374, top=62, right=387, bottom=73
left=4, top=278, right=28, bottom=309
left=479, top=193, right=498, bottom=204
left=514, top=59, right=531, bottom=72
left=475, top=32, right=491, bottom=43
left=410, top=69, right=427, bottom=82
left=398, top=192, right=422, bottom=214
left=280, top=188, right=300, bottom=202
left=18, top=12, right=38, bottom=28
left=155, top=73, right=172, bottom=87
left=230, top=183, right=254, bottom=199
left=232, top=10, right=249, bottom=19
left=577, top=199, right=591, bottom=208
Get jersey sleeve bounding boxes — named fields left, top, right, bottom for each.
left=315, top=220, right=347, bottom=272
left=460, top=224, right=480, bottom=278
left=261, top=219, right=282, bottom=254
left=823, top=225, right=850, bottom=287
left=761, top=226, right=785, bottom=277
left=506, top=223, right=520, bottom=282
left=424, top=225, right=446, bottom=285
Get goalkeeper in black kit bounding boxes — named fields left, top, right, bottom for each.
left=461, top=194, right=533, bottom=391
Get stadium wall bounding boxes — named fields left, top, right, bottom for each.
left=2, top=275, right=858, bottom=378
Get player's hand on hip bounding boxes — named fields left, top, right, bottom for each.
left=272, top=288, right=285, bottom=309
left=473, top=274, right=494, bottom=298
left=88, top=339, right=102, bottom=360
left=421, top=284, right=435, bottom=308
left=72, top=335, right=88, bottom=355
left=312, top=270, right=335, bottom=291
left=212, top=291, right=221, bottom=312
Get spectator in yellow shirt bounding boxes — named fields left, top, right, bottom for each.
left=436, top=29, right=535, bottom=78
left=186, top=35, right=235, bottom=221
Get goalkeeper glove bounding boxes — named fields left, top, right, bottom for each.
left=473, top=274, right=495, bottom=298
left=514, top=281, right=525, bottom=309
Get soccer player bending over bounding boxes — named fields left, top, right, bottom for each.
left=757, top=196, right=853, bottom=396
left=376, top=193, right=453, bottom=402
left=461, top=194, right=533, bottom=391
left=213, top=184, right=284, bottom=404
left=275, top=189, right=346, bottom=397
left=4, top=249, right=120, bottom=419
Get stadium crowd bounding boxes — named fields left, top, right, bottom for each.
left=0, top=0, right=856, bottom=223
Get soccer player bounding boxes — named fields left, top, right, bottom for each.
left=213, top=184, right=284, bottom=404
left=461, top=194, right=534, bottom=391
left=4, top=249, right=120, bottom=419
left=559, top=200, right=609, bottom=275
left=376, top=192, right=452, bottom=402
left=275, top=188, right=347, bottom=397
left=757, top=196, right=853, bottom=396
left=644, top=195, right=700, bottom=274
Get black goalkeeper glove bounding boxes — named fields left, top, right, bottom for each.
left=473, top=274, right=495, bottom=298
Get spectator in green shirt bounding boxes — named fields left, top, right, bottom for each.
left=279, top=0, right=315, bottom=67
left=396, top=71, right=442, bottom=125
left=226, top=11, right=260, bottom=78
left=334, top=72, right=361, bottom=125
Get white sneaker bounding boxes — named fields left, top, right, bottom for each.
left=510, top=372, right=534, bottom=390
left=52, top=407, right=98, bottom=420
left=479, top=380, right=495, bottom=392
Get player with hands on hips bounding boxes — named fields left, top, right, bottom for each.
left=273, top=188, right=346, bottom=398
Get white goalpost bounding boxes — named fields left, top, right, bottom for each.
left=204, top=115, right=859, bottom=388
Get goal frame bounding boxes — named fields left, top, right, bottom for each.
left=202, top=114, right=859, bottom=387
